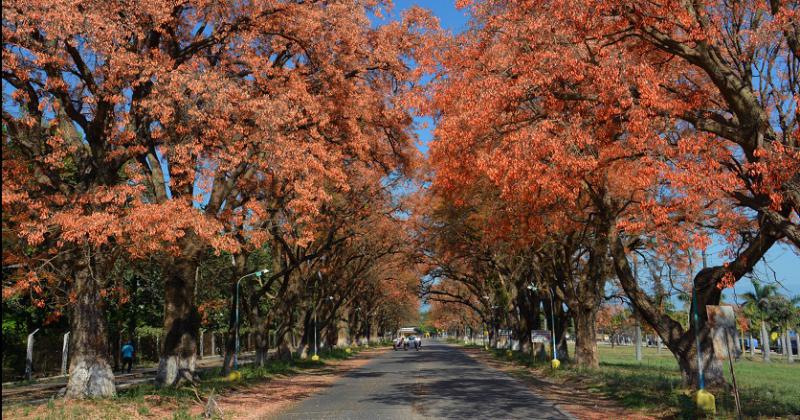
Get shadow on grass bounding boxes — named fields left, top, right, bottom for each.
left=116, top=347, right=363, bottom=405
left=481, top=348, right=799, bottom=419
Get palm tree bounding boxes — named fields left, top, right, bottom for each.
left=740, top=280, right=779, bottom=362
left=764, top=295, right=800, bottom=362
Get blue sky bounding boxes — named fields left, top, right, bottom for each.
left=381, top=0, right=800, bottom=298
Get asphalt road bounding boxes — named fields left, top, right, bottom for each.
left=274, top=341, right=572, bottom=420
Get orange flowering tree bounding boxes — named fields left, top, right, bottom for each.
left=424, top=0, right=797, bottom=386
left=3, top=0, right=435, bottom=395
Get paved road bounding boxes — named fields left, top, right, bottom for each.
left=274, top=342, right=572, bottom=419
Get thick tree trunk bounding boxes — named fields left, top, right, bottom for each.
left=516, top=290, right=538, bottom=354
left=220, top=284, right=236, bottom=376
left=65, top=260, right=116, bottom=398
left=550, top=297, right=570, bottom=361
left=254, top=327, right=270, bottom=366
left=296, top=310, right=313, bottom=359
left=573, top=307, right=598, bottom=368
left=675, top=338, right=726, bottom=389
left=552, top=220, right=607, bottom=367
left=156, top=261, right=200, bottom=387
left=272, top=325, right=294, bottom=361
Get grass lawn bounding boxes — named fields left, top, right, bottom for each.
left=487, top=342, right=800, bottom=418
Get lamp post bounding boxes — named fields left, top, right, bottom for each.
left=528, top=284, right=558, bottom=366
left=234, top=268, right=268, bottom=369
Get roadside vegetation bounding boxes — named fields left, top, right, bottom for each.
left=469, top=343, right=800, bottom=418
left=1, top=345, right=380, bottom=420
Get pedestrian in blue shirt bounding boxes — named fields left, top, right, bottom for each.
left=121, top=342, right=135, bottom=373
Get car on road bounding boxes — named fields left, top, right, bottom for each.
left=407, top=335, right=422, bottom=350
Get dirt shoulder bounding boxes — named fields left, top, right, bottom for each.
left=460, top=347, right=660, bottom=420
left=198, top=348, right=384, bottom=420
left=1, top=348, right=387, bottom=420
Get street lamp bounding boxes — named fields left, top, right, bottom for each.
left=234, top=268, right=269, bottom=369
left=528, top=284, right=559, bottom=367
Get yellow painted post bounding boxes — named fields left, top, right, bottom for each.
left=695, top=389, right=716, bottom=416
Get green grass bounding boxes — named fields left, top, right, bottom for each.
left=484, top=343, right=800, bottom=418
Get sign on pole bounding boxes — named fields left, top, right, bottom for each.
left=26, top=328, right=40, bottom=380
left=706, top=305, right=741, bottom=360
left=531, top=330, right=551, bottom=343
left=61, top=331, right=70, bottom=376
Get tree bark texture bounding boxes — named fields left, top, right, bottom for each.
left=65, top=258, right=116, bottom=398
left=574, top=308, right=599, bottom=368
left=156, top=261, right=200, bottom=387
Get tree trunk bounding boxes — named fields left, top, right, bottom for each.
left=254, top=327, right=270, bottom=366
left=761, top=320, right=770, bottom=362
left=609, top=229, right=777, bottom=389
left=784, top=330, right=793, bottom=362
left=516, top=289, right=538, bottom=355
left=551, top=297, right=570, bottom=361
left=156, top=261, right=200, bottom=387
left=675, top=339, right=725, bottom=389
left=574, top=307, right=599, bottom=368
left=65, top=259, right=116, bottom=398
left=221, top=330, right=235, bottom=375
left=738, top=329, right=744, bottom=357
left=296, top=310, right=313, bottom=359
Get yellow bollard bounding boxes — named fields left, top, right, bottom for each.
left=551, top=359, right=561, bottom=369
left=311, top=354, right=320, bottom=361
left=226, top=371, right=242, bottom=381
left=695, top=389, right=716, bottom=416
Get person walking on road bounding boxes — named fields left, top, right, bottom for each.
left=121, top=341, right=135, bottom=373
left=394, top=336, right=405, bottom=351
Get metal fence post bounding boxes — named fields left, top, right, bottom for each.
left=199, top=330, right=204, bottom=359
left=61, top=331, right=70, bottom=376
left=25, top=328, right=40, bottom=380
